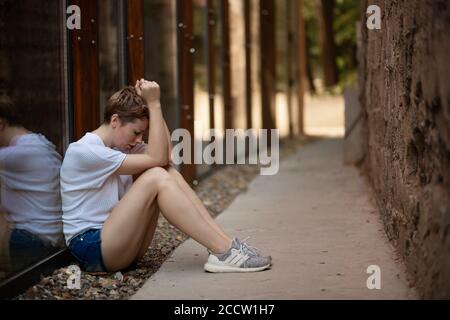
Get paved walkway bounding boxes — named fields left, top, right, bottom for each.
left=132, top=139, right=417, bottom=299
left=304, top=94, right=345, bottom=137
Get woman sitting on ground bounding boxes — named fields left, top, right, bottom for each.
left=60, top=79, right=271, bottom=273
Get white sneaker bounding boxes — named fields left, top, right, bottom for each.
left=204, top=238, right=272, bottom=273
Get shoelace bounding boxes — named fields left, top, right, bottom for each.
left=240, top=236, right=263, bottom=257
left=207, top=237, right=265, bottom=258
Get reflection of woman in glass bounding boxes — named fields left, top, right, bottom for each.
left=61, top=80, right=271, bottom=274
left=0, top=94, right=63, bottom=272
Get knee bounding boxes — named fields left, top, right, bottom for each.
left=139, top=167, right=174, bottom=189
left=166, top=165, right=183, bottom=180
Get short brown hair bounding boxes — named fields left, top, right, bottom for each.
left=0, top=93, right=20, bottom=126
left=104, top=86, right=149, bottom=125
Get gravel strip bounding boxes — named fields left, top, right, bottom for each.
left=14, top=136, right=311, bottom=300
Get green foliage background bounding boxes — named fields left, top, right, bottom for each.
left=304, top=0, right=360, bottom=91
left=191, top=0, right=361, bottom=93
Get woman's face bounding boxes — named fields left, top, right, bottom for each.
left=112, top=117, right=149, bottom=152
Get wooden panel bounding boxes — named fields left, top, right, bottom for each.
left=127, top=0, right=145, bottom=84
left=206, top=0, right=216, bottom=130
left=221, top=0, right=232, bottom=130
left=143, top=0, right=178, bottom=133
left=71, top=0, right=99, bottom=140
left=260, top=0, right=276, bottom=133
left=244, top=0, right=252, bottom=130
left=177, top=0, right=195, bottom=184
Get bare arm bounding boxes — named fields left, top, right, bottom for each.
left=129, top=110, right=173, bottom=182
left=116, top=80, right=169, bottom=176
left=163, top=119, right=173, bottom=164
left=131, top=115, right=172, bottom=181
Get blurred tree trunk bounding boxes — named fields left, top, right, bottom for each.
left=260, top=0, right=276, bottom=134
left=316, top=0, right=338, bottom=87
left=296, top=0, right=308, bottom=134
left=297, top=0, right=308, bottom=92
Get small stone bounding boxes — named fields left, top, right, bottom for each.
left=114, top=272, right=124, bottom=282
left=86, top=287, right=99, bottom=296
left=99, top=278, right=115, bottom=288
left=109, top=289, right=119, bottom=296
left=202, top=200, right=212, bottom=206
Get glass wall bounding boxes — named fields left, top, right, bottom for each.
left=0, top=0, right=66, bottom=283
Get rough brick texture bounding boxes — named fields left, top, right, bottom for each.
left=359, top=0, right=450, bottom=298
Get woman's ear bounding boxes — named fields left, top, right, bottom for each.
left=110, top=114, right=120, bottom=128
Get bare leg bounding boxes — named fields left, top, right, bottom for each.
left=101, top=167, right=232, bottom=272
left=166, top=166, right=230, bottom=242
left=134, top=202, right=160, bottom=263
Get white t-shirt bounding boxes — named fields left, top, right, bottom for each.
left=60, top=132, right=146, bottom=245
left=0, top=133, right=63, bottom=246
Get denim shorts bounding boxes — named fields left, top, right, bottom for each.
left=68, top=229, right=107, bottom=273
left=10, top=229, right=56, bottom=270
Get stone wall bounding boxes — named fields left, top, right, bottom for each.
left=359, top=0, right=450, bottom=298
